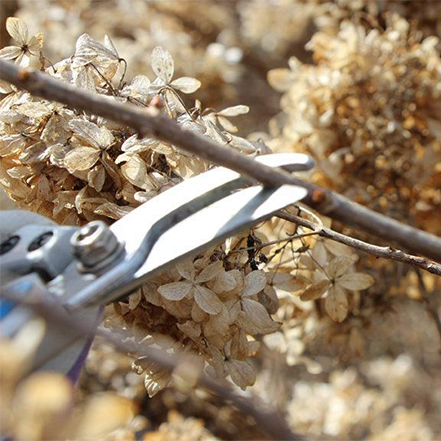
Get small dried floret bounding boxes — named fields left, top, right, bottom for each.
left=0, top=17, right=43, bottom=68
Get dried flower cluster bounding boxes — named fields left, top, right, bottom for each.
left=0, top=18, right=258, bottom=224
left=268, top=15, right=441, bottom=232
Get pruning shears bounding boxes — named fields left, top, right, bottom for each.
left=0, top=153, right=313, bottom=378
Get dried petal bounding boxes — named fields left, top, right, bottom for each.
left=228, top=135, right=256, bottom=153
left=170, top=77, right=201, bottom=94
left=271, top=272, right=310, bottom=293
left=64, top=147, right=100, bottom=172
left=119, top=154, right=150, bottom=189
left=6, top=17, right=28, bottom=45
left=158, top=281, right=192, bottom=301
left=300, top=279, right=331, bottom=301
left=194, top=285, right=222, bottom=315
left=227, top=359, right=256, bottom=389
left=243, top=270, right=267, bottom=298
left=325, top=285, right=348, bottom=323
left=177, top=321, right=201, bottom=340
left=196, top=261, right=224, bottom=283
left=151, top=46, right=174, bottom=84
left=211, top=270, right=237, bottom=294
left=260, top=285, right=279, bottom=314
left=0, top=46, right=22, bottom=60
left=128, top=290, right=142, bottom=309
left=69, top=119, right=114, bottom=149
left=203, top=305, right=230, bottom=348
left=338, top=272, right=374, bottom=291
left=217, top=116, right=237, bottom=133
left=176, top=260, right=196, bottom=281
left=121, top=134, right=158, bottom=154
left=191, top=301, right=208, bottom=323
left=241, top=298, right=280, bottom=333
left=94, top=202, right=133, bottom=220
left=87, top=165, right=106, bottom=192
left=27, top=33, right=43, bottom=54
left=103, top=35, right=119, bottom=58
left=218, top=105, right=249, bottom=117
left=75, top=33, right=118, bottom=61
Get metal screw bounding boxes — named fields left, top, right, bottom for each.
left=0, top=235, right=20, bottom=255
left=28, top=231, right=54, bottom=252
left=71, top=220, right=121, bottom=269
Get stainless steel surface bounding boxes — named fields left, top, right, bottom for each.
left=71, top=220, right=124, bottom=271
left=0, top=224, right=78, bottom=281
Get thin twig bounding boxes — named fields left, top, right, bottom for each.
left=1, top=60, right=441, bottom=261
left=2, top=291, right=303, bottom=441
left=276, top=211, right=441, bottom=277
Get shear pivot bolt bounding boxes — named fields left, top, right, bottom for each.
left=71, top=221, right=121, bottom=269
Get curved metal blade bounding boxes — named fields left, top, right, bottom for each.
left=65, top=153, right=312, bottom=308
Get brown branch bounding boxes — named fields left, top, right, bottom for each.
left=3, top=291, right=303, bottom=441
left=1, top=60, right=441, bottom=262
left=276, top=211, right=441, bottom=277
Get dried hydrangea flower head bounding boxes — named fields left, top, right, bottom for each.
left=268, top=15, right=441, bottom=233
left=0, top=21, right=286, bottom=394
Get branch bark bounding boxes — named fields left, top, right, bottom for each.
left=1, top=60, right=440, bottom=262
left=276, top=211, right=441, bottom=277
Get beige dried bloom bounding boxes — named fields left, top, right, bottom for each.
left=269, top=16, right=441, bottom=234
left=64, top=118, right=115, bottom=173
left=105, top=233, right=281, bottom=394
left=0, top=32, right=213, bottom=223
left=158, top=260, right=224, bottom=315
left=0, top=21, right=286, bottom=398
left=72, top=33, right=121, bottom=91
left=151, top=46, right=201, bottom=94
left=235, top=270, right=281, bottom=334
left=0, top=17, right=43, bottom=68
left=300, top=256, right=374, bottom=322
